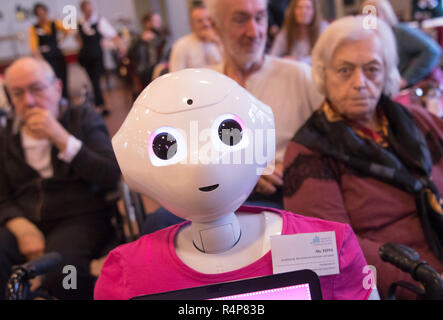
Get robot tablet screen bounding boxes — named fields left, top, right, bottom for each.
left=131, top=270, right=322, bottom=300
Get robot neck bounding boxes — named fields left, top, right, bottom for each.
left=191, top=212, right=241, bottom=254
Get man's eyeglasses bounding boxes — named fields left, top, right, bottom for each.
left=9, top=78, right=56, bottom=101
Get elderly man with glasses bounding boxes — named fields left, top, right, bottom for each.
left=0, top=57, right=120, bottom=300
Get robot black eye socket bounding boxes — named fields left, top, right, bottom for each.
left=218, top=119, right=243, bottom=146
left=187, top=99, right=193, bottom=105
left=152, top=133, right=177, bottom=160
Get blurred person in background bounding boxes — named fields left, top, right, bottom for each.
left=267, top=0, right=290, bottom=49
left=169, top=1, right=223, bottom=72
left=270, top=0, right=328, bottom=64
left=29, top=3, right=71, bottom=100
left=0, top=57, right=120, bottom=300
left=77, top=0, right=126, bottom=117
left=128, top=12, right=168, bottom=98
left=363, top=0, right=442, bottom=89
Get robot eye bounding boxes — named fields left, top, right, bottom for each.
left=218, top=119, right=243, bottom=146
left=148, top=127, right=187, bottom=167
left=211, top=114, right=248, bottom=152
left=152, top=133, right=177, bottom=160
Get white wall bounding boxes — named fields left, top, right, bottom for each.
left=0, top=0, right=138, bottom=61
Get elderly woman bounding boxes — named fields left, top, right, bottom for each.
left=363, top=0, right=442, bottom=89
left=283, top=16, right=443, bottom=300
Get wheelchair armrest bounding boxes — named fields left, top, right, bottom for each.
left=119, top=182, right=148, bottom=242
left=380, top=243, right=443, bottom=300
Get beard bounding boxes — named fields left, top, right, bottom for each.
left=229, top=39, right=266, bottom=70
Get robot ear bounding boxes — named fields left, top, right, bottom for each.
left=112, top=136, right=152, bottom=196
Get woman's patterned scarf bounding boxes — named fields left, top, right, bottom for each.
left=293, top=95, right=443, bottom=260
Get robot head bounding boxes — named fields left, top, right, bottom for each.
left=113, top=69, right=275, bottom=223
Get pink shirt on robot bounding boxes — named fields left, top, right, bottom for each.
left=94, top=205, right=372, bottom=301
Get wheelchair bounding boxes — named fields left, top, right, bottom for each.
left=379, top=243, right=443, bottom=300
left=5, top=182, right=149, bottom=300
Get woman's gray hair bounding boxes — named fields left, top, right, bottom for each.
left=311, top=15, right=401, bottom=98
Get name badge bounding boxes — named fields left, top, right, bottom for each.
left=271, top=231, right=340, bottom=277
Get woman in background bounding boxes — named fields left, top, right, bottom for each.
left=270, top=0, right=327, bottom=64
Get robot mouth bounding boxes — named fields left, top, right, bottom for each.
left=199, top=184, right=219, bottom=192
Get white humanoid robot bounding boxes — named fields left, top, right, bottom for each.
left=113, top=68, right=282, bottom=274
left=111, top=68, right=380, bottom=299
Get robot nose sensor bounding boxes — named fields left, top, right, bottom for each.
left=199, top=184, right=219, bottom=192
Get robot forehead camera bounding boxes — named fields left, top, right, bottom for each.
left=112, top=68, right=276, bottom=223
left=133, top=68, right=235, bottom=114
